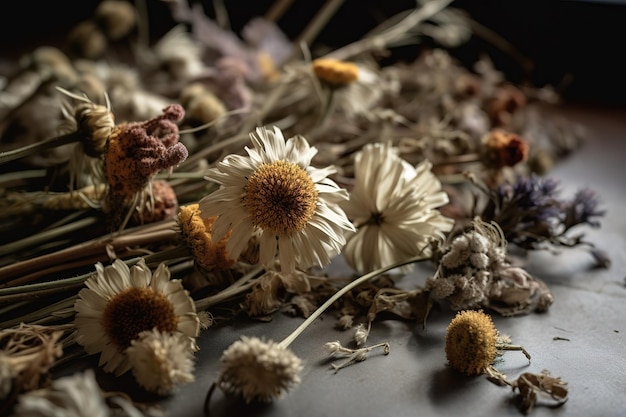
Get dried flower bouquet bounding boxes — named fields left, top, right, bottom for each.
left=0, top=0, right=606, bottom=415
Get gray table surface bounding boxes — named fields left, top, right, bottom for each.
left=56, top=103, right=626, bottom=417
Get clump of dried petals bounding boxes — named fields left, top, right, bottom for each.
left=240, top=270, right=312, bottom=318
left=425, top=217, right=554, bottom=316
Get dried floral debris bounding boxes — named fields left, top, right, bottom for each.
left=0, top=0, right=610, bottom=415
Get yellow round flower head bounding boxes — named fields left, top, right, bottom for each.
left=445, top=310, right=498, bottom=376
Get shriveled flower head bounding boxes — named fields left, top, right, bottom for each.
left=104, top=104, right=187, bottom=198
left=217, top=336, right=303, bottom=403
left=133, top=179, right=179, bottom=225
left=481, top=129, right=529, bottom=169
left=199, top=126, right=355, bottom=273
left=126, top=328, right=196, bottom=396
left=178, top=203, right=234, bottom=274
left=341, top=142, right=454, bottom=274
left=74, top=259, right=199, bottom=376
left=426, top=217, right=554, bottom=315
left=445, top=310, right=498, bottom=376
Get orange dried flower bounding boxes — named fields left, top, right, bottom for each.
left=312, top=58, right=359, bottom=86
left=481, top=129, right=529, bottom=169
left=178, top=203, right=234, bottom=273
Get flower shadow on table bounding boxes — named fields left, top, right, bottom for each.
left=428, top=367, right=477, bottom=404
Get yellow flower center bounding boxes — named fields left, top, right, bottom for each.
left=445, top=310, right=497, bottom=376
left=102, top=287, right=178, bottom=350
left=312, top=58, right=359, bottom=86
left=243, top=161, right=318, bottom=236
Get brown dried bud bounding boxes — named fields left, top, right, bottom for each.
left=133, top=180, right=179, bottom=225
left=486, top=83, right=526, bottom=126
left=481, top=129, right=529, bottom=169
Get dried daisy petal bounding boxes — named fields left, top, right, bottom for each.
left=199, top=125, right=354, bottom=273
left=126, top=329, right=196, bottom=396
left=74, top=259, right=199, bottom=376
left=214, top=336, right=302, bottom=403
left=445, top=310, right=530, bottom=376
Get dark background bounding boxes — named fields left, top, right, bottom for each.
left=1, top=0, right=625, bottom=106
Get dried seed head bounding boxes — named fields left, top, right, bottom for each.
left=312, top=58, right=359, bottom=87
left=180, top=83, right=227, bottom=128
left=445, top=310, right=498, bottom=376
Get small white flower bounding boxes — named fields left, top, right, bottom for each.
left=199, top=126, right=355, bottom=273
left=126, top=328, right=196, bottom=396
left=216, top=336, right=303, bottom=403
left=342, top=142, right=454, bottom=274
left=74, top=259, right=199, bottom=376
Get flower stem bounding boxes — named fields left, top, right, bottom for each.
left=0, top=131, right=81, bottom=165
left=194, top=265, right=265, bottom=311
left=278, top=254, right=429, bottom=349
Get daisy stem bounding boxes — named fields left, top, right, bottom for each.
left=194, top=264, right=265, bottom=311
left=0, top=131, right=81, bottom=165
left=278, top=254, right=429, bottom=349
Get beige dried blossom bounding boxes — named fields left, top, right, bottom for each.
left=126, top=329, right=196, bottom=396
left=342, top=141, right=454, bottom=274
left=214, top=336, right=303, bottom=403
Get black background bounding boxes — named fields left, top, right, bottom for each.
left=1, top=0, right=625, bottom=106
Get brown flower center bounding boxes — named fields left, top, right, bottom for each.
left=102, top=287, right=177, bottom=350
left=243, top=161, right=318, bottom=236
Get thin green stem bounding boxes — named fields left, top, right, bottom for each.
left=278, top=254, right=429, bottom=349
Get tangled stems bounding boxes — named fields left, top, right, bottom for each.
left=278, top=253, right=430, bottom=349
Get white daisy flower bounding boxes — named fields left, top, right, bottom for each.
left=342, top=142, right=454, bottom=274
left=74, top=259, right=200, bottom=376
left=126, top=328, right=196, bottom=396
left=199, top=126, right=355, bottom=273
